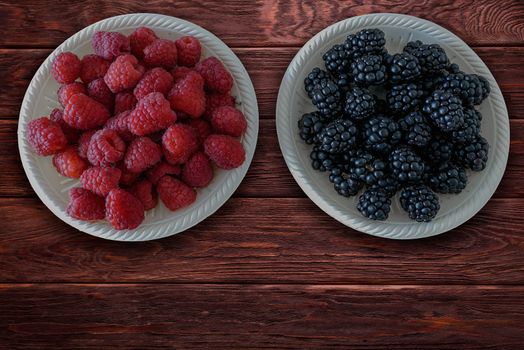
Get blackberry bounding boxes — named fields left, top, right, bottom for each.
left=361, top=116, right=402, bottom=155
left=329, top=165, right=364, bottom=197
left=311, top=77, right=342, bottom=117
left=403, top=40, right=449, bottom=74
left=298, top=112, right=324, bottom=144
left=344, top=28, right=386, bottom=59
left=357, top=189, right=391, bottom=221
left=477, top=74, right=491, bottom=103
left=386, top=53, right=422, bottom=84
left=344, top=87, right=376, bottom=120
left=400, top=185, right=440, bottom=222
left=398, top=112, right=432, bottom=147
left=369, top=176, right=401, bottom=198
left=448, top=108, right=481, bottom=144
left=438, top=72, right=485, bottom=105
left=304, top=67, right=329, bottom=99
left=455, top=135, right=489, bottom=171
left=323, top=44, right=351, bottom=76
left=389, top=146, right=426, bottom=183
left=318, top=118, right=358, bottom=154
left=351, top=55, right=387, bottom=86
left=310, top=146, right=340, bottom=172
left=428, top=162, right=468, bottom=194
left=349, top=149, right=387, bottom=186
left=386, top=82, right=425, bottom=114
left=426, top=135, right=454, bottom=165
left=422, top=90, right=465, bottom=132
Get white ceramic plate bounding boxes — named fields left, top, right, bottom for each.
left=276, top=13, right=509, bottom=239
left=18, top=13, right=259, bottom=241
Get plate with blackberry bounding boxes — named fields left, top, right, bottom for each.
left=277, top=13, right=509, bottom=239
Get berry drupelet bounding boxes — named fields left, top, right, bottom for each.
left=398, top=111, right=432, bottom=147
left=361, top=115, right=402, bottom=155
left=351, top=54, right=387, bottom=86
left=389, top=146, right=426, bottom=183
left=454, top=135, right=489, bottom=171
left=357, top=189, right=391, bottom=220
left=318, top=118, right=358, bottom=154
left=422, top=90, right=465, bottom=132
left=400, top=185, right=440, bottom=222
left=344, top=87, right=376, bottom=120
left=386, top=53, right=422, bottom=84
left=428, top=162, right=468, bottom=194
left=298, top=112, right=324, bottom=144
left=386, top=82, right=425, bottom=114
left=403, top=40, right=450, bottom=74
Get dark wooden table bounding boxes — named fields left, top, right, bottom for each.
left=1, top=1, right=524, bottom=349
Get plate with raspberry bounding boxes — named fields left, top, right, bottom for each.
left=276, top=14, right=509, bottom=239
left=18, top=14, right=258, bottom=241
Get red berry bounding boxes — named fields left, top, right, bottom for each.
left=168, top=71, right=205, bottom=118
left=162, top=124, right=199, bottom=164
left=182, top=151, right=213, bottom=187
left=114, top=91, right=137, bottom=114
left=146, top=161, right=181, bottom=185
left=194, top=57, right=233, bottom=94
left=104, top=54, right=144, bottom=93
left=87, top=78, right=114, bottom=110
left=91, top=31, right=130, bottom=61
left=51, top=52, right=81, bottom=84
left=50, top=108, right=79, bottom=143
left=204, top=134, right=245, bottom=169
left=204, top=92, right=235, bottom=118
left=57, top=82, right=87, bottom=107
left=210, top=106, right=247, bottom=137
left=80, top=166, right=121, bottom=197
left=157, top=176, right=196, bottom=211
left=78, top=129, right=97, bottom=159
left=127, top=92, right=177, bottom=136
left=87, top=129, right=126, bottom=167
left=105, top=189, right=144, bottom=230
left=26, top=117, right=67, bottom=156
left=67, top=187, right=105, bottom=221
left=130, top=179, right=157, bottom=210
left=129, top=27, right=158, bottom=59
left=80, top=54, right=111, bottom=84
left=187, top=118, right=212, bottom=145
left=63, top=93, right=110, bottom=130
left=105, top=111, right=134, bottom=141
left=133, top=67, right=174, bottom=100
left=143, top=39, right=177, bottom=68
left=53, top=146, right=89, bottom=178
left=175, top=36, right=201, bottom=67
left=171, top=66, right=193, bottom=82
left=124, top=136, right=162, bottom=173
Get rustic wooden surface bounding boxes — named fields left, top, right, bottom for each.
left=1, top=0, right=524, bottom=349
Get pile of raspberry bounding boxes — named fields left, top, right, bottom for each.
left=26, top=27, right=247, bottom=230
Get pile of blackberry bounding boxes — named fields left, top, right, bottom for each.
left=298, top=28, right=491, bottom=222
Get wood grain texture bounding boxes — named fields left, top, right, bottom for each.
left=0, top=284, right=523, bottom=349
left=1, top=197, right=524, bottom=284
left=1, top=47, right=523, bottom=118
left=1, top=0, right=523, bottom=48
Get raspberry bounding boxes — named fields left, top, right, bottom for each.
left=63, top=93, right=110, bottom=130
left=26, top=117, right=67, bottom=156
left=175, top=36, right=202, bottom=67
left=57, top=82, right=87, bottom=107
left=53, top=146, right=89, bottom=178
left=127, top=92, right=177, bottom=135
left=187, top=119, right=211, bottom=145
left=134, top=67, right=174, bottom=100
left=114, top=91, right=137, bottom=114
left=80, top=54, right=111, bottom=84
left=130, top=179, right=157, bottom=210
left=195, top=57, right=233, bottom=94
left=78, top=129, right=97, bottom=159
left=91, top=31, right=130, bottom=60
left=67, top=188, right=105, bottom=221
left=49, top=108, right=79, bottom=143
left=162, top=124, right=199, bottom=164
left=124, top=136, right=162, bottom=173
left=129, top=27, right=158, bottom=59
left=204, top=134, right=245, bottom=169
left=105, top=189, right=144, bottom=230
left=182, top=151, right=213, bottom=187
left=51, top=52, right=81, bottom=84
left=143, top=39, right=178, bottom=68
left=157, top=176, right=196, bottom=211
left=171, top=66, right=193, bottom=82
left=105, top=111, right=134, bottom=141
left=104, top=54, right=144, bottom=93
left=168, top=71, right=205, bottom=118
left=80, top=166, right=121, bottom=197
left=146, top=161, right=181, bottom=184
left=210, top=106, right=247, bottom=137
left=87, top=129, right=126, bottom=167
left=118, top=162, right=141, bottom=186
left=87, top=78, right=114, bottom=110
left=204, top=92, right=235, bottom=118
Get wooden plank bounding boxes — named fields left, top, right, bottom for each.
left=1, top=197, right=524, bottom=284
left=1, top=0, right=524, bottom=47
left=0, top=284, right=522, bottom=349
left=2, top=119, right=524, bottom=199
left=0, top=47, right=523, bottom=118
